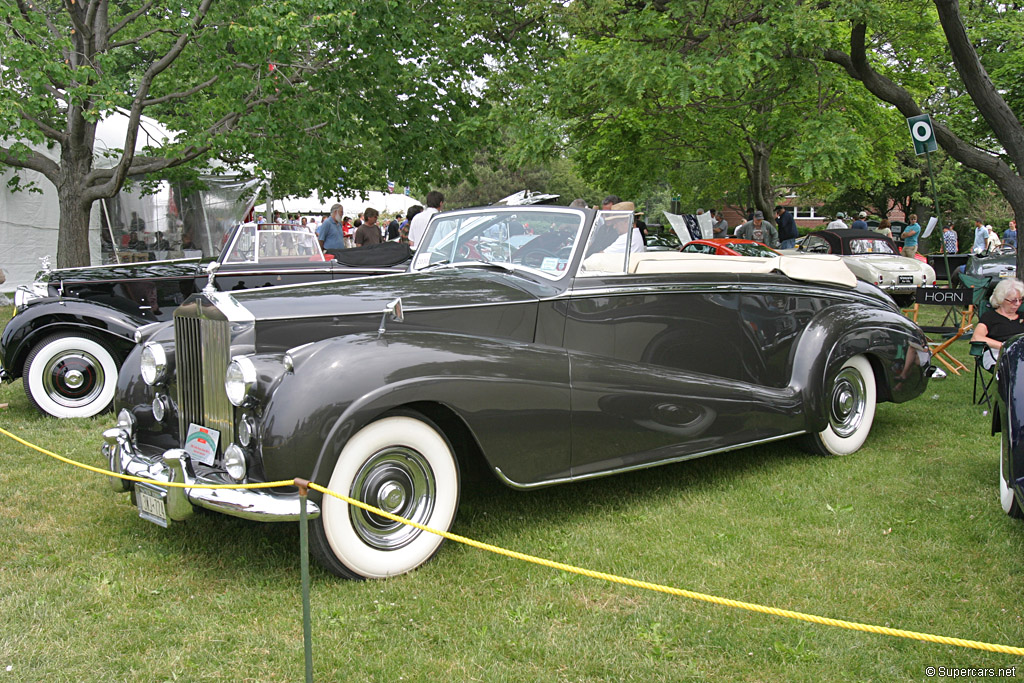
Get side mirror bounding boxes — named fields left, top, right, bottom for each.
left=378, top=297, right=404, bottom=337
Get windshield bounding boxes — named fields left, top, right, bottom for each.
left=411, top=208, right=584, bottom=279
left=222, top=224, right=327, bottom=263
left=730, top=242, right=779, bottom=258
left=848, top=238, right=896, bottom=255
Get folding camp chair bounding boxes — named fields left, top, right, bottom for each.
left=919, top=274, right=994, bottom=375
left=970, top=341, right=996, bottom=411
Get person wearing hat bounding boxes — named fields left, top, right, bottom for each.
left=601, top=201, right=646, bottom=254
left=738, top=210, right=780, bottom=248
left=827, top=212, right=849, bottom=231
left=851, top=211, right=869, bottom=231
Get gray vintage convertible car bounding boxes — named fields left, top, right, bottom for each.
left=103, top=205, right=932, bottom=579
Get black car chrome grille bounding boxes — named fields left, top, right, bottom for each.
left=175, top=313, right=234, bottom=445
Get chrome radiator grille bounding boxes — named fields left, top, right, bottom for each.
left=175, top=314, right=234, bottom=444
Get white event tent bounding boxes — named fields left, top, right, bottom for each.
left=256, top=191, right=423, bottom=218
left=0, top=113, right=259, bottom=291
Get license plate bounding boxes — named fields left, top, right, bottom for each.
left=898, top=275, right=913, bottom=284
left=137, top=484, right=169, bottom=527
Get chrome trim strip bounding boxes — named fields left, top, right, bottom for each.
left=493, top=431, right=808, bottom=490
left=44, top=257, right=200, bottom=273
left=567, top=282, right=876, bottom=303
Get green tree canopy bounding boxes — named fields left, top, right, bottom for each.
left=0, top=0, right=538, bottom=266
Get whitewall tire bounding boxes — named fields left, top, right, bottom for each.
left=23, top=333, right=119, bottom=418
left=311, top=413, right=460, bottom=579
left=1000, top=434, right=1024, bottom=519
left=805, top=355, right=876, bottom=456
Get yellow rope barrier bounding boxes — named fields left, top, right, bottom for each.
left=0, top=427, right=294, bottom=490
left=3, top=426, right=1023, bottom=656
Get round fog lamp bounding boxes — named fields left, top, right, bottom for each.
left=152, top=394, right=169, bottom=422
left=224, top=443, right=247, bottom=482
left=225, top=357, right=257, bottom=406
left=238, top=415, right=255, bottom=447
left=140, top=343, right=168, bottom=385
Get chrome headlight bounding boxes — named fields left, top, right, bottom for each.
left=225, top=356, right=257, bottom=406
left=140, top=343, right=169, bottom=385
left=13, top=282, right=50, bottom=309
left=223, top=443, right=247, bottom=481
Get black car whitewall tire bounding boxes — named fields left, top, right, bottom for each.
left=311, top=413, right=460, bottom=579
left=23, top=333, right=119, bottom=418
left=999, top=434, right=1024, bottom=518
left=805, top=355, right=876, bottom=456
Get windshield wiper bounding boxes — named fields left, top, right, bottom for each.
left=420, top=259, right=519, bottom=274
left=420, top=258, right=451, bottom=270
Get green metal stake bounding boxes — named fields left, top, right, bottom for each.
left=296, top=478, right=314, bottom=683
left=924, top=148, right=951, bottom=285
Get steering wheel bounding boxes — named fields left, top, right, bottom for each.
left=517, top=248, right=558, bottom=268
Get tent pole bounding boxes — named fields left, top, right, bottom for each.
left=100, top=199, right=122, bottom=264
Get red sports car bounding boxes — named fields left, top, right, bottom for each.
left=681, top=238, right=780, bottom=258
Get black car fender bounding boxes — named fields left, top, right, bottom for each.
left=257, top=330, right=572, bottom=489
left=789, top=302, right=930, bottom=434
left=0, top=299, right=148, bottom=378
left=998, top=337, right=1024, bottom=489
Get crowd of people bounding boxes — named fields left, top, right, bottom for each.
left=254, top=197, right=436, bottom=252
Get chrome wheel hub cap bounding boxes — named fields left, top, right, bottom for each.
left=44, top=351, right=104, bottom=408
left=350, top=447, right=435, bottom=551
left=830, top=367, right=866, bottom=438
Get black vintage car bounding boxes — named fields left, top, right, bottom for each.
left=1, top=223, right=410, bottom=418
left=995, top=336, right=1024, bottom=519
left=103, top=206, right=932, bottom=579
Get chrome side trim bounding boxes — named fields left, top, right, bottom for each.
left=493, top=431, right=808, bottom=490
left=43, top=257, right=200, bottom=272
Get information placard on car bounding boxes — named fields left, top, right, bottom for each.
left=184, top=423, right=220, bottom=466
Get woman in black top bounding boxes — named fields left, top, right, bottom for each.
left=972, top=278, right=1024, bottom=368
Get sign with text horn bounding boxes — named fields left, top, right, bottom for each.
left=915, top=287, right=969, bottom=307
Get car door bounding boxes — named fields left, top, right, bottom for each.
left=563, top=269, right=767, bottom=478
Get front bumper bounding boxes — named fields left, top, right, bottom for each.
left=102, top=428, right=319, bottom=522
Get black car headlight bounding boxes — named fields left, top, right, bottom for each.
left=140, top=343, right=169, bottom=385
left=225, top=356, right=257, bottom=406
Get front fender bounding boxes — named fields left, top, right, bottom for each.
left=1, top=299, right=148, bottom=378
left=791, top=303, right=930, bottom=434
left=258, top=331, right=572, bottom=488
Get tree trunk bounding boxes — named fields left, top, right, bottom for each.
left=749, top=143, right=775, bottom=223
left=55, top=125, right=98, bottom=269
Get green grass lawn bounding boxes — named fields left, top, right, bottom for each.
left=2, top=303, right=1023, bottom=681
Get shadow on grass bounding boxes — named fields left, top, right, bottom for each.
left=113, top=437, right=817, bottom=580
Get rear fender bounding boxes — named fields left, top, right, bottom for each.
left=257, top=331, right=572, bottom=489
left=790, top=303, right=930, bottom=434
